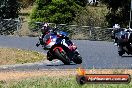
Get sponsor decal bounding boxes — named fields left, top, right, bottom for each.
left=76, top=67, right=131, bottom=85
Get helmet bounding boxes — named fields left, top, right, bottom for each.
left=43, top=23, right=49, bottom=29
left=41, top=23, right=50, bottom=34
left=113, top=24, right=120, bottom=29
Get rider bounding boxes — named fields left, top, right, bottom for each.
left=112, top=24, right=121, bottom=45
left=41, top=23, right=51, bottom=38
left=112, top=24, right=132, bottom=53
left=36, top=23, right=74, bottom=49
left=36, top=23, right=51, bottom=47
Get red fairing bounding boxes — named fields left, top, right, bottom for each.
left=57, top=34, right=61, bottom=38
left=46, top=39, right=51, bottom=45
left=53, top=47, right=63, bottom=52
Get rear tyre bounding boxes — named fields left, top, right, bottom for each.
left=54, top=49, right=71, bottom=65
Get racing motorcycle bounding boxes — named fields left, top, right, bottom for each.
left=111, top=28, right=132, bottom=56
left=36, top=29, right=82, bottom=65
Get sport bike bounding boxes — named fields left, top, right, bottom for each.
left=37, top=30, right=82, bottom=64
left=111, top=28, right=132, bottom=56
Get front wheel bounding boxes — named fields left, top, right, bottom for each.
left=54, top=49, right=71, bottom=65
left=118, top=51, right=125, bottom=56
left=72, top=51, right=82, bottom=64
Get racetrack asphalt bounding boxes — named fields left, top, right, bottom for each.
left=0, top=35, right=132, bottom=71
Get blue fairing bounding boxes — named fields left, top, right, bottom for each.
left=59, top=31, right=68, bottom=36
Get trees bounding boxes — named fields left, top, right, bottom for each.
left=18, top=0, right=35, bottom=8
left=73, top=0, right=87, bottom=7
left=0, top=0, right=20, bottom=19
left=30, top=0, right=86, bottom=24
left=0, top=0, right=21, bottom=35
left=100, top=0, right=131, bottom=27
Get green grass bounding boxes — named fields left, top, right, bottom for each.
left=1, top=76, right=132, bottom=88
left=0, top=48, right=46, bottom=65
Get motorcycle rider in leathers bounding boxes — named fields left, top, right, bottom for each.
left=112, top=24, right=132, bottom=52
left=36, top=23, right=51, bottom=47
left=36, top=23, right=73, bottom=48
left=112, top=24, right=121, bottom=45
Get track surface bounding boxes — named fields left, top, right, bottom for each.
left=0, top=35, right=132, bottom=71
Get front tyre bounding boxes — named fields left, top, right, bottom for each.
left=118, top=51, right=124, bottom=56
left=72, top=51, right=82, bottom=64
left=73, top=55, right=82, bottom=64
left=54, top=49, right=71, bottom=65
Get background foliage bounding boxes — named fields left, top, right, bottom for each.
left=73, top=6, right=108, bottom=27
left=18, top=0, right=35, bottom=8
left=0, top=0, right=20, bottom=19
left=100, top=0, right=131, bottom=27
left=30, top=0, right=87, bottom=24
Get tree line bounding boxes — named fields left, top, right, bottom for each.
left=0, top=0, right=132, bottom=27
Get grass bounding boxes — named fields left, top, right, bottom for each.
left=0, top=48, right=46, bottom=65
left=0, top=75, right=132, bottom=88
left=0, top=69, right=132, bottom=87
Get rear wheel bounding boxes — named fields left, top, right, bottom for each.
left=54, top=49, right=71, bottom=65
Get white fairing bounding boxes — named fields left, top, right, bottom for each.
left=44, top=33, right=69, bottom=49
left=45, top=41, right=56, bottom=48
left=45, top=38, right=57, bottom=49
left=61, top=39, right=69, bottom=47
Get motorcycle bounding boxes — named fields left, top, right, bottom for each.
left=36, top=28, right=82, bottom=65
left=111, top=28, right=132, bottom=56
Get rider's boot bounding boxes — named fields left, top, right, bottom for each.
left=39, top=37, right=44, bottom=45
